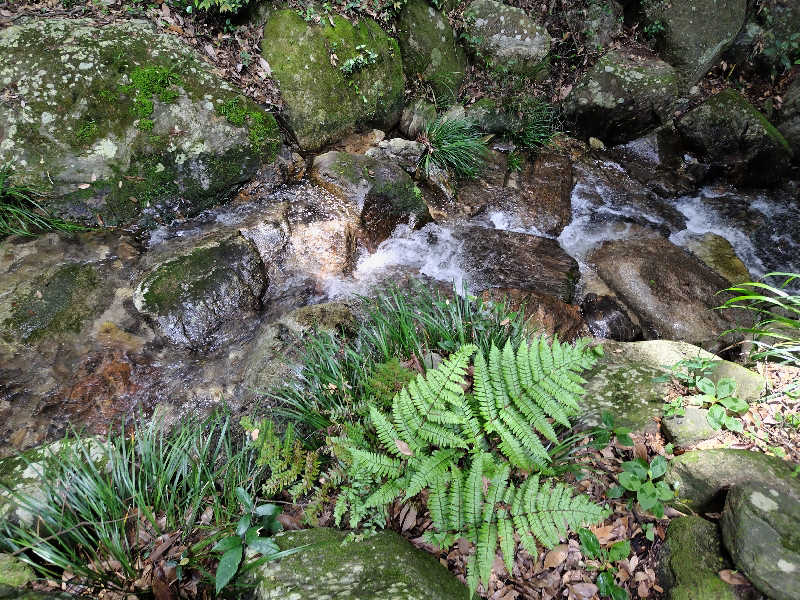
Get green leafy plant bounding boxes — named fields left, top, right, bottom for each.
left=211, top=488, right=305, bottom=593
left=608, top=456, right=673, bottom=518
left=653, top=356, right=718, bottom=387
left=240, top=418, right=321, bottom=499
left=643, top=20, right=665, bottom=39
left=339, top=44, right=379, bottom=76
left=363, top=358, right=416, bottom=409
left=75, top=119, right=98, bottom=144
left=662, top=397, right=685, bottom=418
left=719, top=273, right=800, bottom=368
left=507, top=151, right=523, bottom=172
left=0, top=165, right=88, bottom=237
left=331, top=340, right=609, bottom=597
left=511, top=97, right=558, bottom=152
left=691, top=377, right=748, bottom=432
left=578, top=528, right=630, bottom=600
left=418, top=117, right=488, bottom=179
left=189, top=0, right=249, bottom=13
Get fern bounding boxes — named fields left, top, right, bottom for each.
left=330, top=337, right=607, bottom=598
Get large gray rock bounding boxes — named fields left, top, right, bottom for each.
left=0, top=18, right=282, bottom=230
left=721, top=482, right=800, bottom=600
left=676, top=89, right=792, bottom=184
left=643, top=0, right=747, bottom=84
left=587, top=235, right=745, bottom=347
left=675, top=232, right=751, bottom=285
left=397, top=0, right=467, bottom=104
left=0, top=554, right=35, bottom=588
left=255, top=528, right=467, bottom=599
left=779, top=77, right=800, bottom=159
left=665, top=449, right=800, bottom=513
left=563, top=50, right=681, bottom=145
left=662, top=406, right=718, bottom=448
left=261, top=11, right=404, bottom=152
left=462, top=0, right=551, bottom=75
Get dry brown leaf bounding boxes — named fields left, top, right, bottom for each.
left=568, top=582, right=598, bottom=599
left=395, top=439, right=414, bottom=456
left=400, top=505, right=418, bottom=532
left=719, top=570, right=750, bottom=585
left=634, top=439, right=648, bottom=461
left=543, top=544, right=569, bottom=569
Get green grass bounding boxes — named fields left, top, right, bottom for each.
left=0, top=165, right=88, bottom=237
left=719, top=272, right=800, bottom=367
left=270, top=282, right=528, bottom=435
left=418, top=117, right=488, bottom=179
left=511, top=97, right=558, bottom=152
left=1, top=411, right=267, bottom=594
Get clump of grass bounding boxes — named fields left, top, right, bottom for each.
left=1, top=411, right=267, bottom=595
left=719, top=272, right=800, bottom=367
left=0, top=165, right=88, bottom=237
left=418, top=117, right=488, bottom=179
left=271, top=282, right=527, bottom=434
left=511, top=97, right=559, bottom=152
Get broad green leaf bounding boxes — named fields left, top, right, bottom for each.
left=245, top=526, right=262, bottom=545
left=247, top=537, right=280, bottom=556
left=606, top=485, right=625, bottom=499
left=212, top=535, right=242, bottom=553
left=725, top=416, right=744, bottom=432
left=707, top=405, right=726, bottom=430
left=255, top=504, right=280, bottom=517
left=616, top=432, right=634, bottom=447
left=607, top=540, right=631, bottom=563
left=655, top=481, right=674, bottom=501
left=578, top=528, right=601, bottom=560
left=618, top=472, right=642, bottom=492
left=621, top=459, right=648, bottom=480
left=696, top=377, right=716, bottom=395
left=715, top=378, right=737, bottom=398
left=720, top=396, right=748, bottom=414
left=649, top=456, right=667, bottom=480
left=235, top=487, right=253, bottom=512
left=215, top=546, right=243, bottom=594
left=236, top=515, right=251, bottom=537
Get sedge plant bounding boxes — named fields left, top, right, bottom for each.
left=418, top=117, right=488, bottom=179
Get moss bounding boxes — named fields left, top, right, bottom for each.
left=137, top=119, right=154, bottom=132
left=3, top=264, right=100, bottom=342
left=710, top=89, right=792, bottom=153
left=248, top=111, right=281, bottom=159
left=74, top=118, right=99, bottom=145
left=0, top=554, right=35, bottom=587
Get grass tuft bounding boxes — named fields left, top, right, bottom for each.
left=418, top=117, right=488, bottom=179
left=511, top=97, right=559, bottom=152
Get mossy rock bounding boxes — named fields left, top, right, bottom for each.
left=676, top=89, right=792, bottom=184
left=643, top=0, right=747, bottom=84
left=563, top=49, right=680, bottom=145
left=0, top=554, right=35, bottom=588
left=261, top=10, right=404, bottom=152
left=676, top=232, right=751, bottom=285
left=779, top=78, right=800, bottom=159
left=254, top=528, right=468, bottom=599
left=657, top=516, right=738, bottom=600
left=397, top=0, right=467, bottom=105
left=134, top=234, right=267, bottom=349
left=0, top=18, right=281, bottom=230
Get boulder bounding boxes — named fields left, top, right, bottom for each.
left=397, top=0, right=467, bottom=104
left=665, top=449, right=800, bottom=513
left=676, top=89, right=792, bottom=184
left=400, top=99, right=437, bottom=139
left=254, top=528, right=467, bottom=600
left=310, top=152, right=431, bottom=249
left=480, top=289, right=589, bottom=342
left=721, top=482, right=800, bottom=600
left=563, top=50, right=681, bottom=145
left=661, top=406, right=718, bottom=448
left=587, top=236, right=744, bottom=347
left=462, top=0, right=551, bottom=75
left=566, top=0, right=623, bottom=49
left=580, top=293, right=641, bottom=341
left=365, top=138, right=425, bottom=174
left=657, top=516, right=739, bottom=600
left=0, top=554, right=35, bottom=587
left=261, top=10, right=404, bottom=152
left=464, top=98, right=525, bottom=136
left=0, top=586, right=72, bottom=600
left=133, top=235, right=267, bottom=350
left=643, top=0, right=747, bottom=84
left=0, top=18, right=282, bottom=230
left=675, top=232, right=751, bottom=285
left=779, top=77, right=800, bottom=158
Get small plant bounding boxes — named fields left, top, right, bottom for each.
left=239, top=50, right=252, bottom=68
left=578, top=528, right=630, bottom=600
left=418, top=117, right=488, bottom=179
left=608, top=456, right=673, bottom=518
left=339, top=44, right=379, bottom=76
left=507, top=151, right=523, bottom=172
left=662, top=397, right=685, bottom=418
left=123, top=65, right=181, bottom=119
left=643, top=20, right=665, bottom=39
left=75, top=119, right=98, bottom=144
left=189, top=0, right=249, bottom=13
left=363, top=358, right=416, bottom=409
left=511, top=97, right=558, bottom=152
left=211, top=488, right=304, bottom=593
left=691, top=377, right=748, bottom=432
left=653, top=356, right=718, bottom=387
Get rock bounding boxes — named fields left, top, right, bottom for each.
left=261, top=10, right=404, bottom=152
left=0, top=586, right=72, bottom=600
left=254, top=528, right=468, bottom=599
left=133, top=235, right=267, bottom=350
left=310, top=152, right=431, bottom=249
left=0, top=554, right=35, bottom=587
left=462, top=0, right=551, bottom=75
left=464, top=98, right=525, bottom=136
left=674, top=232, right=751, bottom=285
left=566, top=0, right=623, bottom=49
left=721, top=482, right=800, bottom=600
left=587, top=235, right=744, bottom=347
left=365, top=138, right=425, bottom=174
left=643, top=0, right=747, bottom=84
left=662, top=406, right=718, bottom=448
left=331, top=129, right=386, bottom=154
left=779, top=77, right=800, bottom=159
left=657, top=516, right=739, bottom=600
left=665, top=449, right=800, bottom=513
left=480, top=289, right=589, bottom=342
left=675, top=89, right=792, bottom=185
left=563, top=50, right=681, bottom=145
left=400, top=99, right=437, bottom=139
left=0, top=18, right=282, bottom=230
left=397, top=0, right=467, bottom=104
left=454, top=227, right=579, bottom=300
left=580, top=293, right=641, bottom=341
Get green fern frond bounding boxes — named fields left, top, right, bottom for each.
left=406, top=449, right=462, bottom=498
left=428, top=470, right=450, bottom=531
left=348, top=448, right=403, bottom=478
left=464, top=453, right=486, bottom=531
left=497, top=511, right=516, bottom=575
left=370, top=405, right=403, bottom=457
left=448, top=466, right=464, bottom=531
left=476, top=520, right=498, bottom=592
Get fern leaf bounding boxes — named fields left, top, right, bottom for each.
left=393, top=388, right=426, bottom=451
left=477, top=519, right=498, bottom=590
left=498, top=404, right=551, bottom=464
left=418, top=422, right=468, bottom=449
left=497, top=511, right=515, bottom=575
left=502, top=340, right=523, bottom=399
left=473, top=350, right=498, bottom=425
left=347, top=448, right=403, bottom=478
left=466, top=553, right=480, bottom=600
left=405, top=449, right=461, bottom=498
left=370, top=405, right=404, bottom=457
left=464, top=453, right=486, bottom=531
left=448, top=466, right=464, bottom=532
left=493, top=420, right=535, bottom=471
left=364, top=479, right=404, bottom=508
left=334, top=493, right=348, bottom=527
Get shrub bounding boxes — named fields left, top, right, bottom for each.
left=418, top=117, right=488, bottom=179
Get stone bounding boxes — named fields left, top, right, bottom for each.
left=665, top=449, right=800, bottom=513
left=310, top=152, right=431, bottom=249
left=662, top=406, right=718, bottom=448
left=721, top=482, right=800, bottom=600
left=0, top=586, right=72, bottom=600
left=563, top=50, right=681, bottom=145
left=0, top=18, right=281, bottom=230
left=463, top=0, right=551, bottom=75
left=675, top=232, right=751, bottom=285
left=133, top=234, right=267, bottom=350
left=566, top=0, right=623, bottom=49
left=676, top=89, right=792, bottom=185
left=331, top=129, right=386, bottom=154
left=580, top=293, right=641, bottom=341
left=643, top=0, right=747, bottom=84
left=454, top=227, right=579, bottom=300
left=261, top=10, right=404, bottom=152
left=0, top=554, right=35, bottom=587
left=587, top=235, right=745, bottom=348
left=397, top=0, right=467, bottom=104
left=657, top=516, right=739, bottom=600
left=464, top=98, right=524, bottom=136
left=480, top=289, right=589, bottom=342
left=779, top=77, right=800, bottom=159
left=365, top=138, right=425, bottom=174
left=254, top=528, right=467, bottom=599
left=399, top=99, right=437, bottom=139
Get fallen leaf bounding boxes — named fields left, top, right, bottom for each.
left=719, top=570, right=750, bottom=585
left=395, top=439, right=414, bottom=456
left=568, top=583, right=598, bottom=599
left=204, top=43, right=216, bottom=59
left=258, top=57, right=272, bottom=77
left=400, top=505, right=418, bottom=532
left=78, top=183, right=91, bottom=189
left=543, top=544, right=569, bottom=569
left=634, top=440, right=648, bottom=461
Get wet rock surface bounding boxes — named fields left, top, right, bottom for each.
left=580, top=293, right=641, bottom=341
